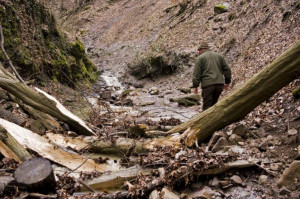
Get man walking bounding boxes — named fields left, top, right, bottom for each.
left=191, top=42, right=231, bottom=110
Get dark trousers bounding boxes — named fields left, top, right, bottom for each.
left=202, top=84, right=224, bottom=110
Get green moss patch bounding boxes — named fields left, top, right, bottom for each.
left=0, top=0, right=97, bottom=86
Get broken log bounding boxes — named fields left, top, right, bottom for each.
left=0, top=108, right=25, bottom=126
left=0, top=118, right=107, bottom=173
left=82, top=165, right=151, bottom=191
left=14, top=158, right=56, bottom=193
left=0, top=62, right=94, bottom=136
left=17, top=102, right=62, bottom=132
left=168, top=40, right=300, bottom=146
left=0, top=125, right=32, bottom=162
left=46, top=133, right=182, bottom=154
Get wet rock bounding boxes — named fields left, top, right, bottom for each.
left=208, top=131, right=227, bottom=150
left=149, top=189, right=160, bottom=199
left=228, top=134, right=243, bottom=145
left=279, top=187, right=291, bottom=195
left=160, top=187, right=180, bottom=199
left=258, top=175, right=268, bottom=184
left=277, top=161, right=300, bottom=187
left=150, top=87, right=159, bottom=95
left=209, top=177, right=219, bottom=187
left=169, top=94, right=200, bottom=107
left=288, top=128, right=298, bottom=136
left=230, top=175, right=243, bottom=184
left=211, top=137, right=228, bottom=153
left=232, top=124, right=247, bottom=137
left=192, top=186, right=216, bottom=199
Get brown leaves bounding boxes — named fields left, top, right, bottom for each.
left=127, top=147, right=237, bottom=197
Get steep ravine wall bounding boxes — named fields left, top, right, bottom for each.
left=0, top=0, right=98, bottom=86
left=47, top=0, right=299, bottom=88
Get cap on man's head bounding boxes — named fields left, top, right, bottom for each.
left=198, top=42, right=209, bottom=50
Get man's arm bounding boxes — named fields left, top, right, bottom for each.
left=221, top=57, right=231, bottom=85
left=192, top=58, right=202, bottom=91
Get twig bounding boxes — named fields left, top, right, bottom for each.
left=0, top=24, right=26, bottom=84
left=77, top=179, right=96, bottom=193
left=66, top=153, right=94, bottom=175
left=144, top=107, right=191, bottom=119
left=27, top=193, right=57, bottom=198
left=287, top=111, right=291, bottom=131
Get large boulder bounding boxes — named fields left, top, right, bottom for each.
left=277, top=161, right=300, bottom=187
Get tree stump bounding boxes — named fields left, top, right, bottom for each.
left=14, top=158, right=56, bottom=193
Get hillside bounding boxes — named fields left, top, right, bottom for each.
left=0, top=0, right=98, bottom=86
left=0, top=0, right=299, bottom=198
left=48, top=0, right=299, bottom=86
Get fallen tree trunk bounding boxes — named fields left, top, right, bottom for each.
left=0, top=118, right=107, bottom=173
left=46, top=133, right=183, bottom=154
left=168, top=40, right=300, bottom=146
left=0, top=125, right=32, bottom=162
left=82, top=165, right=151, bottom=191
left=0, top=63, right=94, bottom=136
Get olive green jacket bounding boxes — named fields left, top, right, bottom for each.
left=192, top=50, right=231, bottom=88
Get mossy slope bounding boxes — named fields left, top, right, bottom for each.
left=0, top=0, right=97, bottom=86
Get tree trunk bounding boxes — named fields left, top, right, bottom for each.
left=168, top=40, right=300, bottom=146
left=46, top=133, right=183, bottom=155
left=0, top=118, right=107, bottom=173
left=14, top=158, right=56, bottom=193
left=0, top=125, right=32, bottom=162
left=0, top=63, right=94, bottom=136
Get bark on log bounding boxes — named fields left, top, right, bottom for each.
left=168, top=40, right=300, bottom=146
left=0, top=125, right=32, bottom=162
left=0, top=63, right=94, bottom=136
left=0, top=118, right=107, bottom=173
left=19, top=102, right=62, bottom=132
left=0, top=108, right=25, bottom=126
left=14, top=158, right=56, bottom=193
left=82, top=165, right=151, bottom=191
left=46, top=133, right=183, bottom=154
